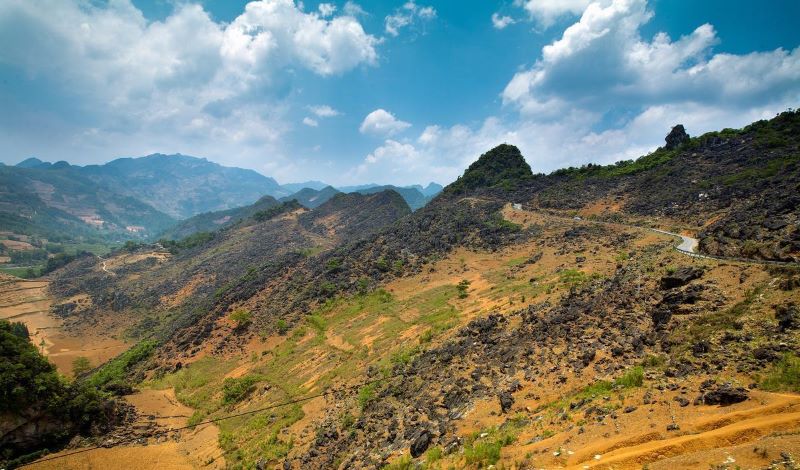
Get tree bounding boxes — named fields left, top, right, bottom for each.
left=457, top=279, right=471, bottom=299
left=72, top=356, right=92, bottom=378
left=230, top=308, right=252, bottom=329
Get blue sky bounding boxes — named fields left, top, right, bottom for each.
left=0, top=0, right=798, bottom=186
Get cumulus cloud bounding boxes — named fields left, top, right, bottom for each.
left=318, top=3, right=336, bottom=17
left=359, top=109, right=411, bottom=136
left=0, top=0, right=378, bottom=175
left=351, top=0, right=800, bottom=186
left=302, top=117, right=319, bottom=127
left=491, top=13, right=515, bottom=30
left=385, top=1, right=436, bottom=37
left=503, top=0, right=800, bottom=114
left=515, top=0, right=597, bottom=27
left=308, top=105, right=341, bottom=117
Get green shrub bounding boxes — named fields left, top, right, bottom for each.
left=760, top=353, right=800, bottom=392
left=187, top=410, right=205, bottom=428
left=230, top=308, right=252, bottom=328
left=392, top=259, right=405, bottom=274
left=340, top=412, right=355, bottom=429
left=221, top=375, right=262, bottom=405
left=375, top=257, right=390, bottom=272
left=357, top=383, right=376, bottom=410
left=425, top=446, right=443, bottom=464
left=419, top=329, right=433, bottom=344
left=356, top=277, right=370, bottom=294
left=275, top=319, right=289, bottom=335
left=641, top=354, right=666, bottom=369
left=307, top=314, right=327, bottom=335
left=457, top=279, right=471, bottom=299
left=320, top=281, right=337, bottom=296
left=326, top=258, right=342, bottom=273
left=615, top=366, right=644, bottom=388
left=559, top=269, right=589, bottom=287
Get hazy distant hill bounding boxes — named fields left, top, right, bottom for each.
left=80, top=154, right=290, bottom=219
left=0, top=164, right=175, bottom=241
left=352, top=185, right=431, bottom=210
left=408, top=182, right=444, bottom=197
left=281, top=181, right=329, bottom=192
left=280, top=186, right=341, bottom=209
left=158, top=195, right=281, bottom=240
left=336, top=183, right=442, bottom=210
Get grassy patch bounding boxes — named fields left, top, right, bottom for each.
left=760, top=353, right=800, bottom=392
left=150, top=356, right=235, bottom=412
left=382, top=455, right=413, bottom=470
left=0, top=266, right=41, bottom=278
left=463, top=426, right=518, bottom=467
left=558, top=269, right=600, bottom=288
left=306, top=313, right=328, bottom=337
left=425, top=446, right=443, bottom=464
left=357, top=383, right=377, bottom=410
left=614, top=366, right=644, bottom=388
left=672, top=287, right=760, bottom=348
left=642, top=354, right=667, bottom=369
left=187, top=410, right=205, bottom=428
left=222, top=374, right=263, bottom=406
left=87, top=340, right=156, bottom=388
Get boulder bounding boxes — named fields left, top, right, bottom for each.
left=410, top=429, right=431, bottom=457
left=498, top=391, right=514, bottom=413
left=776, top=303, right=799, bottom=332
left=660, top=267, right=703, bottom=290
left=702, top=384, right=749, bottom=405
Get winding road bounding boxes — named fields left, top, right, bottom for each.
left=511, top=204, right=798, bottom=266
left=649, top=228, right=702, bottom=257
left=96, top=254, right=116, bottom=276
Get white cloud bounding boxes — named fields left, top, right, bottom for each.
left=0, top=0, right=379, bottom=175
left=343, top=1, right=367, bottom=17
left=503, top=0, right=800, bottom=113
left=351, top=0, right=800, bottom=186
left=318, top=3, right=336, bottom=17
left=491, top=13, right=515, bottom=30
left=385, top=1, right=436, bottom=37
left=308, top=105, right=341, bottom=117
left=302, top=117, right=319, bottom=127
left=359, top=109, right=411, bottom=136
left=515, top=0, right=598, bottom=27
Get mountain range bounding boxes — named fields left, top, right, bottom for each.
left=1, top=155, right=442, bottom=244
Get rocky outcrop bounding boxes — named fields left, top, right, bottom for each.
left=660, top=267, right=704, bottom=290
left=664, top=124, right=690, bottom=150
left=702, top=384, right=749, bottom=405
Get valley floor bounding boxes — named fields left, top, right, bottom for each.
left=0, top=275, right=128, bottom=374
left=0, top=274, right=224, bottom=470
